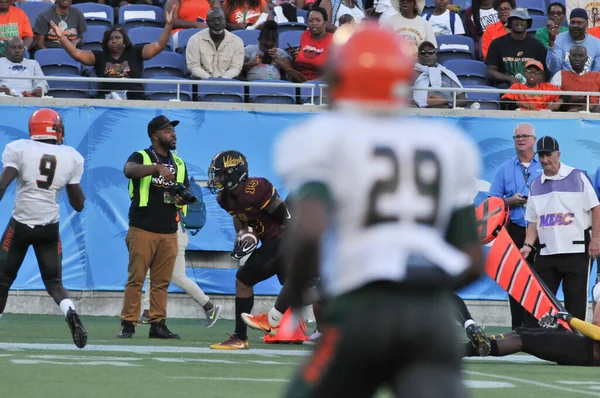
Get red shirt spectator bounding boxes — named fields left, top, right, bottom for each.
left=0, top=3, right=33, bottom=55
left=481, top=0, right=513, bottom=59
left=292, top=8, right=332, bottom=81
left=502, top=60, right=562, bottom=111
left=224, top=0, right=270, bottom=29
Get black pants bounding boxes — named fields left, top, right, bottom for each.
left=524, top=252, right=591, bottom=327
left=285, top=284, right=466, bottom=398
left=236, top=238, right=286, bottom=287
left=505, top=221, right=537, bottom=329
left=517, top=327, right=597, bottom=366
left=0, top=218, right=66, bottom=303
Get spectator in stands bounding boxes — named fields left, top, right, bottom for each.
left=224, top=0, right=271, bottom=30
left=166, top=0, right=221, bottom=49
left=486, top=9, right=547, bottom=88
left=317, top=0, right=365, bottom=28
left=547, top=8, right=600, bottom=74
left=481, top=0, right=515, bottom=60
left=423, top=0, right=465, bottom=37
left=242, top=20, right=291, bottom=80
left=412, top=40, right=467, bottom=108
left=288, top=7, right=332, bottom=81
left=463, top=0, right=498, bottom=57
left=186, top=7, right=244, bottom=79
left=0, top=0, right=33, bottom=57
left=501, top=60, right=562, bottom=111
left=550, top=45, right=600, bottom=112
left=372, top=0, right=399, bottom=24
left=51, top=5, right=178, bottom=99
left=34, top=0, right=87, bottom=50
left=0, top=37, right=47, bottom=97
left=536, top=2, right=568, bottom=49
left=338, top=13, right=355, bottom=25
left=381, top=0, right=436, bottom=55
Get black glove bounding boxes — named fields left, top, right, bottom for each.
left=538, top=313, right=559, bottom=330
left=231, top=238, right=257, bottom=261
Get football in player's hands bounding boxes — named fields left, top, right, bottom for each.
left=231, top=227, right=258, bottom=260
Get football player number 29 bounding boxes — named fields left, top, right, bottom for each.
left=365, top=146, right=441, bottom=227
left=36, top=154, right=57, bottom=190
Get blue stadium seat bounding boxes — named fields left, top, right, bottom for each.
left=73, top=3, right=114, bottom=27
left=145, top=78, right=192, bottom=101
left=279, top=30, right=302, bottom=49
left=47, top=75, right=89, bottom=98
left=128, top=27, right=174, bottom=51
left=118, top=4, right=165, bottom=31
left=143, top=51, right=186, bottom=78
left=277, top=22, right=307, bottom=33
left=452, top=0, right=472, bottom=9
left=299, top=80, right=327, bottom=105
left=18, top=2, right=52, bottom=26
left=175, top=28, right=203, bottom=54
left=464, top=85, right=501, bottom=110
left=35, top=49, right=81, bottom=76
left=422, top=0, right=435, bottom=15
left=197, top=78, right=244, bottom=102
left=436, top=35, right=475, bottom=63
left=232, top=30, right=260, bottom=47
left=296, top=8, right=308, bottom=23
left=81, top=26, right=107, bottom=52
left=529, top=15, right=547, bottom=32
left=249, top=79, right=296, bottom=104
left=519, top=0, right=546, bottom=15
left=443, top=59, right=488, bottom=86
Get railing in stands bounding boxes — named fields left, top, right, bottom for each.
left=0, top=75, right=323, bottom=104
left=4, top=75, right=600, bottom=112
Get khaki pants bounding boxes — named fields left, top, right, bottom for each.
left=120, top=226, right=178, bottom=325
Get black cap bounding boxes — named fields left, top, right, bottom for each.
left=148, top=115, right=179, bottom=137
left=537, top=136, right=559, bottom=153
left=418, top=41, right=435, bottom=51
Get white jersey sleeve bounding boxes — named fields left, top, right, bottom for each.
left=276, top=113, right=478, bottom=297
left=2, top=140, right=22, bottom=170
left=69, top=150, right=85, bottom=185
left=4, top=139, right=85, bottom=227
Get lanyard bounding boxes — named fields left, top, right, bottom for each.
left=149, top=147, right=176, bottom=174
left=519, top=161, right=531, bottom=189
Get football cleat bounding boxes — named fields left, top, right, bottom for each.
left=210, top=334, right=249, bottom=350
left=302, top=330, right=322, bottom=346
left=242, top=312, right=278, bottom=336
left=66, top=308, right=87, bottom=349
left=466, top=323, right=491, bottom=356
left=203, top=305, right=222, bottom=328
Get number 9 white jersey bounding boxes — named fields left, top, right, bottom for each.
left=2, top=139, right=84, bottom=227
left=275, top=113, right=481, bottom=297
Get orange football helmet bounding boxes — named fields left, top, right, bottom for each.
left=29, top=108, right=64, bottom=144
left=327, top=23, right=415, bottom=108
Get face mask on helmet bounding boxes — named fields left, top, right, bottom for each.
left=207, top=151, right=249, bottom=194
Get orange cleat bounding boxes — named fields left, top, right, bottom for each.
left=241, top=312, right=278, bottom=336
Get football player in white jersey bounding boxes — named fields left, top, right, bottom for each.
left=275, top=24, right=485, bottom=397
left=0, top=108, right=87, bottom=349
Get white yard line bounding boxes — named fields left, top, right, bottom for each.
left=169, top=376, right=289, bottom=382
left=465, top=371, right=598, bottom=396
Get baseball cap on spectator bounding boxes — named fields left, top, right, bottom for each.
left=570, top=8, right=588, bottom=20
left=506, top=8, right=533, bottom=28
left=148, top=115, right=179, bottom=137
left=525, top=60, right=544, bottom=71
left=418, top=41, right=435, bottom=50
left=536, top=136, right=559, bottom=153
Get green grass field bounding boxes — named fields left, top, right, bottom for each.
left=1, top=315, right=599, bottom=398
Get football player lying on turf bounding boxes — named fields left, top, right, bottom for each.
left=464, top=283, right=600, bottom=366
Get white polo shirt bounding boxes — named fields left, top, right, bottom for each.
left=526, top=163, right=599, bottom=255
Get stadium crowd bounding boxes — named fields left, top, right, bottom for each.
left=0, top=0, right=598, bottom=107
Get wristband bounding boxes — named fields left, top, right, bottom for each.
left=523, top=243, right=536, bottom=251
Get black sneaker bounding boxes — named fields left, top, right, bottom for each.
left=149, top=320, right=181, bottom=339
left=66, top=308, right=87, bottom=349
left=466, top=323, right=491, bottom=356
left=118, top=320, right=135, bottom=338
